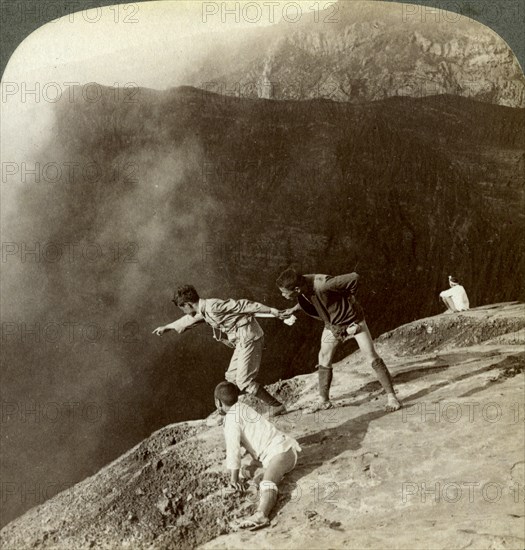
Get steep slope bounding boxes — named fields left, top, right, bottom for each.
left=1, top=85, right=524, bottom=527
left=184, top=0, right=525, bottom=107
left=1, top=303, right=524, bottom=549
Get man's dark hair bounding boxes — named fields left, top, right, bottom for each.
left=276, top=268, right=304, bottom=290
left=172, top=285, right=200, bottom=306
left=214, top=382, right=240, bottom=406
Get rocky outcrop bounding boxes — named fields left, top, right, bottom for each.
left=184, top=1, right=525, bottom=107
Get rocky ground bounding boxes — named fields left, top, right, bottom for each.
left=1, top=302, right=524, bottom=549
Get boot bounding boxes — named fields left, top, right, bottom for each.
left=254, top=385, right=282, bottom=407
left=255, top=385, right=286, bottom=417
left=318, top=365, right=333, bottom=402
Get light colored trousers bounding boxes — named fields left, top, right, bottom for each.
left=225, top=336, right=263, bottom=394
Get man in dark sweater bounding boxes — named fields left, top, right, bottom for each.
left=276, top=268, right=401, bottom=413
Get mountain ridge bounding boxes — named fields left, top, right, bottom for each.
left=183, top=0, right=525, bottom=107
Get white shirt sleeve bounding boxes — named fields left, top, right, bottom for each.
left=167, top=314, right=204, bottom=333
left=439, top=288, right=454, bottom=298
left=224, top=414, right=243, bottom=470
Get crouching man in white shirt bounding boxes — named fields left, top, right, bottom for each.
left=214, top=381, right=301, bottom=531
left=439, top=276, right=470, bottom=313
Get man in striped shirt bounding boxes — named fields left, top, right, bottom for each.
left=153, top=285, right=285, bottom=416
left=276, top=268, right=401, bottom=413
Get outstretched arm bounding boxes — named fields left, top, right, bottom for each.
left=213, top=298, right=280, bottom=318
left=152, top=314, right=205, bottom=336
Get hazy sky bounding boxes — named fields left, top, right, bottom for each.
left=0, top=0, right=300, bottom=160
left=2, top=0, right=297, bottom=89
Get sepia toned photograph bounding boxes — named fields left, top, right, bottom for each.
left=1, top=0, right=524, bottom=548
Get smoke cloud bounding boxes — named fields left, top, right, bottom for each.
left=0, top=87, right=223, bottom=527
